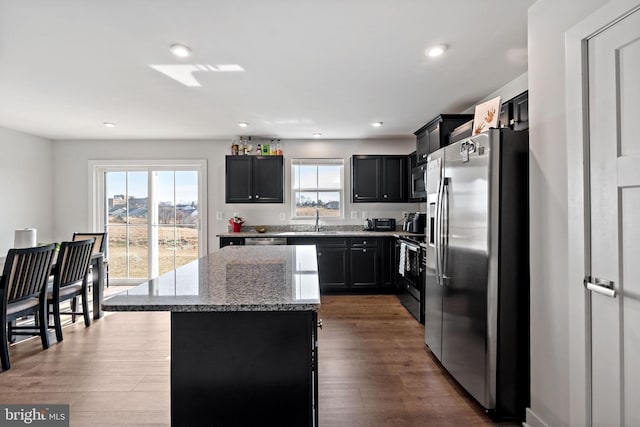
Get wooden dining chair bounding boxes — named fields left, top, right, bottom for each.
left=47, top=239, right=94, bottom=342
left=72, top=232, right=109, bottom=287
left=1, top=244, right=56, bottom=371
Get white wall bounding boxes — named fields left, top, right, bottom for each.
left=527, top=1, right=610, bottom=426
left=0, top=127, right=54, bottom=254
left=52, top=137, right=418, bottom=252
left=462, top=72, right=529, bottom=114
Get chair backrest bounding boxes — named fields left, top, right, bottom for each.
left=72, top=232, right=106, bottom=255
left=1, top=244, right=56, bottom=304
left=54, top=239, right=95, bottom=291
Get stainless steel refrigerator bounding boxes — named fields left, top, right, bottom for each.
left=424, top=128, right=529, bottom=421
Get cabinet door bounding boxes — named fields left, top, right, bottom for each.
left=253, top=156, right=284, bottom=203
left=352, top=156, right=381, bottom=202
left=382, top=156, right=406, bottom=202
left=350, top=246, right=379, bottom=288
left=317, top=246, right=349, bottom=291
left=427, top=122, right=441, bottom=154
left=415, top=128, right=429, bottom=164
left=512, top=92, right=529, bottom=131
left=226, top=156, right=253, bottom=203
left=381, top=238, right=396, bottom=288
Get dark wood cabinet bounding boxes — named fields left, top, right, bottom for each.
left=352, top=155, right=407, bottom=203
left=288, top=237, right=349, bottom=292
left=225, top=156, right=284, bottom=203
left=381, top=237, right=396, bottom=288
left=350, top=238, right=380, bottom=288
left=499, top=91, right=529, bottom=131
left=287, top=236, right=395, bottom=293
left=414, top=114, right=474, bottom=164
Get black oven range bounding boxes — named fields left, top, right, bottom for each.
left=396, top=234, right=426, bottom=323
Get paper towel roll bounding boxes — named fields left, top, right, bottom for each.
left=14, top=228, right=37, bottom=248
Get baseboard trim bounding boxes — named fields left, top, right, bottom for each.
left=525, top=408, right=550, bottom=427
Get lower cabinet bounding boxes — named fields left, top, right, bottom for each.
left=288, top=237, right=393, bottom=293
left=350, top=238, right=379, bottom=288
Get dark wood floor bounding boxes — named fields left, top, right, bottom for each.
left=0, top=295, right=504, bottom=426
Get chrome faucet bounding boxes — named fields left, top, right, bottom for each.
left=315, top=208, right=321, bottom=232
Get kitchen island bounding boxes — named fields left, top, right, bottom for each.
left=103, top=245, right=321, bottom=427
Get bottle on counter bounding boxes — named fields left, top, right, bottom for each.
left=231, top=141, right=239, bottom=155
left=262, top=143, right=270, bottom=156
left=270, top=142, right=277, bottom=156
left=256, top=144, right=262, bottom=155
left=276, top=140, right=283, bottom=155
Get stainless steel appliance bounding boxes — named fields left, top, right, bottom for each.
left=245, top=237, right=287, bottom=245
left=364, top=218, right=396, bottom=232
left=410, top=164, right=427, bottom=200
left=395, top=234, right=425, bottom=323
left=424, top=128, right=529, bottom=421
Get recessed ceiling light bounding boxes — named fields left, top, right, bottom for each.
left=103, top=122, right=116, bottom=128
left=313, top=133, right=322, bottom=137
left=372, top=121, right=383, bottom=127
left=426, top=45, right=447, bottom=58
left=238, top=122, right=249, bottom=128
left=169, top=43, right=192, bottom=58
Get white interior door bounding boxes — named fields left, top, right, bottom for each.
left=587, top=7, right=640, bottom=426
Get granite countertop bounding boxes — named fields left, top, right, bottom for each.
left=102, top=245, right=320, bottom=313
left=217, top=230, right=423, bottom=238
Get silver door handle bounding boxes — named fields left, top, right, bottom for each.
left=584, top=276, right=616, bottom=298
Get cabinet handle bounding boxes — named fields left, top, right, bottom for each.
left=255, top=194, right=260, bottom=199
left=355, top=194, right=359, bottom=198
left=317, top=319, right=323, bottom=330
left=363, top=248, right=367, bottom=253
left=383, top=194, right=388, bottom=198
left=248, top=195, right=252, bottom=199
left=363, top=241, right=367, bottom=244
left=318, top=252, right=322, bottom=256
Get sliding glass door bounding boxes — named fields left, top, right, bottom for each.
left=92, top=160, right=207, bottom=283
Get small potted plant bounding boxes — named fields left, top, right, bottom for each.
left=229, top=216, right=244, bottom=232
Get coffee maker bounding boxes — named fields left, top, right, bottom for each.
left=403, top=212, right=426, bottom=234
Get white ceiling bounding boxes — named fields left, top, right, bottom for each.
left=0, top=0, right=534, bottom=141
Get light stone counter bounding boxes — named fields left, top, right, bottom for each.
left=102, top=245, right=320, bottom=313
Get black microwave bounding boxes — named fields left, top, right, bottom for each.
left=410, top=165, right=427, bottom=201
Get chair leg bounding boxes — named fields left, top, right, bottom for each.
left=81, top=290, right=91, bottom=327
left=1, top=319, right=10, bottom=370
left=8, top=320, right=16, bottom=343
left=53, top=300, right=63, bottom=342
left=38, top=308, right=50, bottom=350
left=70, top=297, right=77, bottom=323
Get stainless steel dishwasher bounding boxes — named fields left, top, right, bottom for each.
left=244, top=237, right=287, bottom=245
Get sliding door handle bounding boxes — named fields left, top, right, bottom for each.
left=584, top=276, right=616, bottom=298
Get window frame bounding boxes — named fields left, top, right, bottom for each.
left=89, top=159, right=208, bottom=284
left=290, top=158, right=344, bottom=220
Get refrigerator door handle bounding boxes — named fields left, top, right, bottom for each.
left=435, top=176, right=444, bottom=286
left=441, top=177, right=450, bottom=285
left=434, top=179, right=442, bottom=285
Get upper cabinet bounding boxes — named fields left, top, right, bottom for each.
left=352, top=155, right=407, bottom=203
left=225, top=156, right=284, bottom=203
left=414, top=114, right=474, bottom=164
left=499, top=91, right=529, bottom=131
